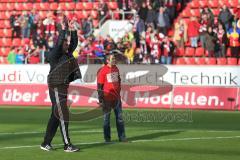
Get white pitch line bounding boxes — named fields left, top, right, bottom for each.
left=1, top=136, right=240, bottom=150
left=0, top=129, right=236, bottom=136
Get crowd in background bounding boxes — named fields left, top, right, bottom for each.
left=7, top=0, right=240, bottom=65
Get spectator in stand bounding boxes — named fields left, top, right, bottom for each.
left=92, top=40, right=105, bottom=64
left=28, top=47, right=40, bottom=64
left=156, top=7, right=170, bottom=36
left=215, top=23, right=228, bottom=57
left=160, top=36, right=175, bottom=64
left=133, top=47, right=143, bottom=64
left=133, top=15, right=145, bottom=47
left=140, top=32, right=147, bottom=55
left=227, top=22, right=240, bottom=58
left=117, top=0, right=131, bottom=11
left=43, top=12, right=56, bottom=36
left=33, top=34, right=48, bottom=63
left=15, top=48, right=25, bottom=64
left=82, top=16, right=93, bottom=38
left=200, top=7, right=214, bottom=26
left=146, top=4, right=156, bottom=28
left=218, top=5, right=233, bottom=31
left=10, top=10, right=21, bottom=40
left=173, top=18, right=187, bottom=48
left=7, top=47, right=16, bottom=64
left=150, top=34, right=161, bottom=64
left=29, top=9, right=40, bottom=38
left=164, top=0, right=178, bottom=24
left=199, top=13, right=208, bottom=49
left=138, top=2, right=148, bottom=22
left=187, top=16, right=200, bottom=48
left=124, top=42, right=135, bottom=64
left=20, top=11, right=31, bottom=38
left=98, top=0, right=109, bottom=21
left=205, top=26, right=217, bottom=57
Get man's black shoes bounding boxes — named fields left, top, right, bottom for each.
left=64, top=144, right=80, bottom=152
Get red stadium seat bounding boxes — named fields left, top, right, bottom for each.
left=217, top=58, right=227, bottom=65
left=76, top=3, right=84, bottom=10
left=206, top=57, right=217, bottom=65
left=227, top=58, right=238, bottom=65
left=14, top=3, right=24, bottom=11
left=185, top=47, right=195, bottom=57
left=0, top=47, right=10, bottom=56
left=212, top=9, right=220, bottom=16
left=181, top=9, right=191, bottom=17
left=3, top=29, right=11, bottom=37
left=59, top=3, right=68, bottom=10
left=176, top=48, right=185, bottom=56
left=195, top=47, right=205, bottom=57
left=40, top=3, right=50, bottom=11
left=12, top=38, right=21, bottom=47
left=219, top=0, right=230, bottom=6
left=185, top=57, right=196, bottom=65
left=91, top=10, right=98, bottom=19
left=6, top=3, right=15, bottom=11
left=195, top=58, right=206, bottom=65
left=83, top=2, right=93, bottom=10
left=199, top=1, right=208, bottom=7
left=0, top=29, right=4, bottom=37
left=175, top=58, right=186, bottom=65
left=23, top=3, right=33, bottom=11
left=66, top=2, right=76, bottom=10
left=50, top=3, right=58, bottom=10
left=238, top=59, right=240, bottom=65
left=93, top=2, right=99, bottom=9
left=229, top=0, right=239, bottom=6
left=190, top=9, right=200, bottom=17
left=226, top=48, right=231, bottom=57
left=208, top=0, right=219, bottom=8
left=1, top=38, right=12, bottom=47
left=93, top=20, right=99, bottom=28
left=108, top=2, right=118, bottom=9
left=189, top=1, right=200, bottom=9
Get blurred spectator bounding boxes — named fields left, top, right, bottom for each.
left=28, top=48, right=40, bottom=64
left=133, top=15, right=145, bottom=47
left=205, top=26, right=217, bottom=57
left=216, top=23, right=228, bottom=57
left=10, top=10, right=21, bottom=40
left=82, top=16, right=93, bottom=38
left=98, top=0, right=109, bottom=21
left=19, top=11, right=30, bottom=38
left=124, top=42, right=135, bottom=64
left=173, top=18, right=187, bottom=48
left=133, top=47, right=143, bottom=64
left=43, top=12, right=56, bottom=36
left=7, top=47, right=16, bottom=64
left=138, top=2, right=148, bottom=22
left=29, top=9, right=40, bottom=38
left=15, top=48, right=25, bottom=64
left=218, top=5, right=233, bottom=31
left=199, top=14, right=208, bottom=49
left=156, top=7, right=170, bottom=35
left=160, top=37, right=175, bottom=64
left=146, top=5, right=156, bottom=28
left=200, top=7, right=214, bottom=26
left=165, top=0, right=178, bottom=24
left=187, top=16, right=200, bottom=48
left=227, top=22, right=240, bottom=58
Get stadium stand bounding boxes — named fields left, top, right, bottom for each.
left=0, top=0, right=239, bottom=65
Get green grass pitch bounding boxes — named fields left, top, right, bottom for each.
left=0, top=106, right=240, bottom=160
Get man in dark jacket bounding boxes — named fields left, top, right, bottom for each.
left=40, top=17, right=81, bottom=152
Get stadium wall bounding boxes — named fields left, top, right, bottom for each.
left=0, top=65, right=239, bottom=110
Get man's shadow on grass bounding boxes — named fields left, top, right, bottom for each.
left=77, top=130, right=182, bottom=151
